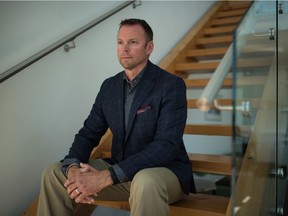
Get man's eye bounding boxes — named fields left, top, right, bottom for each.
left=130, top=40, right=138, bottom=44
left=117, top=41, right=123, bottom=45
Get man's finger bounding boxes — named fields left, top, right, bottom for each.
left=64, top=179, right=72, bottom=188
left=74, top=193, right=95, bottom=204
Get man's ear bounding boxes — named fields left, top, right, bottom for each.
left=146, top=41, right=154, bottom=55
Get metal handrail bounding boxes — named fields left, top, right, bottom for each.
left=0, top=0, right=137, bottom=83
left=196, top=1, right=255, bottom=112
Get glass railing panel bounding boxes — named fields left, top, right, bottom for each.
left=232, top=1, right=278, bottom=215
left=277, top=1, right=288, bottom=214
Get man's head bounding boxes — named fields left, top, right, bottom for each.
left=119, top=18, right=153, bottom=43
left=117, top=18, right=154, bottom=74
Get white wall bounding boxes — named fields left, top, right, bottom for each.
left=0, top=1, right=214, bottom=215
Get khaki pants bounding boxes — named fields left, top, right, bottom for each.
left=37, top=159, right=184, bottom=216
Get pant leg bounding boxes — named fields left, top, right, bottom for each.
left=129, top=167, right=184, bottom=216
left=37, top=159, right=130, bottom=216
left=37, top=162, right=73, bottom=216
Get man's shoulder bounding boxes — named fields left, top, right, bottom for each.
left=102, top=71, right=123, bottom=85
left=148, top=61, right=182, bottom=81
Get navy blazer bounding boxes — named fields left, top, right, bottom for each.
left=65, top=61, right=196, bottom=194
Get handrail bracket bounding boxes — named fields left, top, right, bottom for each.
left=214, top=99, right=251, bottom=117
left=133, top=0, right=142, bottom=9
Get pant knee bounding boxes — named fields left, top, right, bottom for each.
left=129, top=169, right=170, bottom=216
left=131, top=169, right=167, bottom=196
left=41, top=162, right=65, bottom=184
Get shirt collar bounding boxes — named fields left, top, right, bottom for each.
left=123, top=65, right=146, bottom=89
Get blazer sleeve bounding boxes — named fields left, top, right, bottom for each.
left=62, top=79, right=110, bottom=163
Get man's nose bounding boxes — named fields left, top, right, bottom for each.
left=122, top=43, right=130, bottom=52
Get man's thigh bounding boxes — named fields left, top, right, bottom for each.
left=89, top=160, right=183, bottom=203
left=131, top=167, right=184, bottom=204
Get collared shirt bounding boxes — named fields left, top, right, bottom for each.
left=110, top=67, right=146, bottom=183
left=123, top=68, right=145, bottom=129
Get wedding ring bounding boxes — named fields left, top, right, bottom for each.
left=75, top=189, right=80, bottom=194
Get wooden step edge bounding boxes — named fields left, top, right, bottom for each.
left=211, top=16, right=242, bottom=26
left=184, top=75, right=266, bottom=89
left=222, top=2, right=252, bottom=11
left=185, top=124, right=251, bottom=137
left=189, top=153, right=234, bottom=176
left=177, top=56, right=272, bottom=74
left=175, top=62, right=219, bottom=72
left=184, top=78, right=233, bottom=89
left=93, top=200, right=130, bottom=211
left=204, top=26, right=236, bottom=35
left=196, top=36, right=233, bottom=45
left=184, top=124, right=235, bottom=136
left=188, top=98, right=259, bottom=109
left=170, top=193, right=229, bottom=216
left=186, top=47, right=228, bottom=58
left=188, top=99, right=232, bottom=109
left=217, top=8, right=247, bottom=18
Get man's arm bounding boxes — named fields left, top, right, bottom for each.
left=61, top=80, right=110, bottom=175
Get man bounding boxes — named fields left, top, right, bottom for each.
left=37, top=18, right=196, bottom=216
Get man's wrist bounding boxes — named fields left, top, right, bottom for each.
left=61, top=158, right=81, bottom=176
left=104, top=170, right=114, bottom=187
left=66, top=163, right=80, bottom=176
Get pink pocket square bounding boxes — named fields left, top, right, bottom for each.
left=137, top=105, right=151, bottom=114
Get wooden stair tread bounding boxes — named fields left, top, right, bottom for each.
left=175, top=56, right=272, bottom=73
left=211, top=16, right=242, bottom=26
left=189, top=153, right=234, bottom=176
left=170, top=194, right=229, bottom=216
left=184, top=78, right=233, bottom=89
left=222, top=2, right=252, bottom=11
left=204, top=26, right=236, bottom=35
left=217, top=8, right=247, bottom=18
left=184, top=124, right=236, bottom=136
left=175, top=62, right=219, bottom=72
left=184, top=75, right=266, bottom=89
left=92, top=200, right=130, bottom=211
left=186, top=47, right=228, bottom=58
left=184, top=124, right=251, bottom=137
left=188, top=98, right=232, bottom=109
left=196, top=35, right=233, bottom=45
left=92, top=193, right=229, bottom=216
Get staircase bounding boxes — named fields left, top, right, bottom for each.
left=23, top=1, right=255, bottom=216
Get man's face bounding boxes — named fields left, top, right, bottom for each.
left=117, top=24, right=153, bottom=72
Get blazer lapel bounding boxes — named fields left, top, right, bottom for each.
left=112, top=73, right=126, bottom=145
left=124, top=62, right=158, bottom=143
